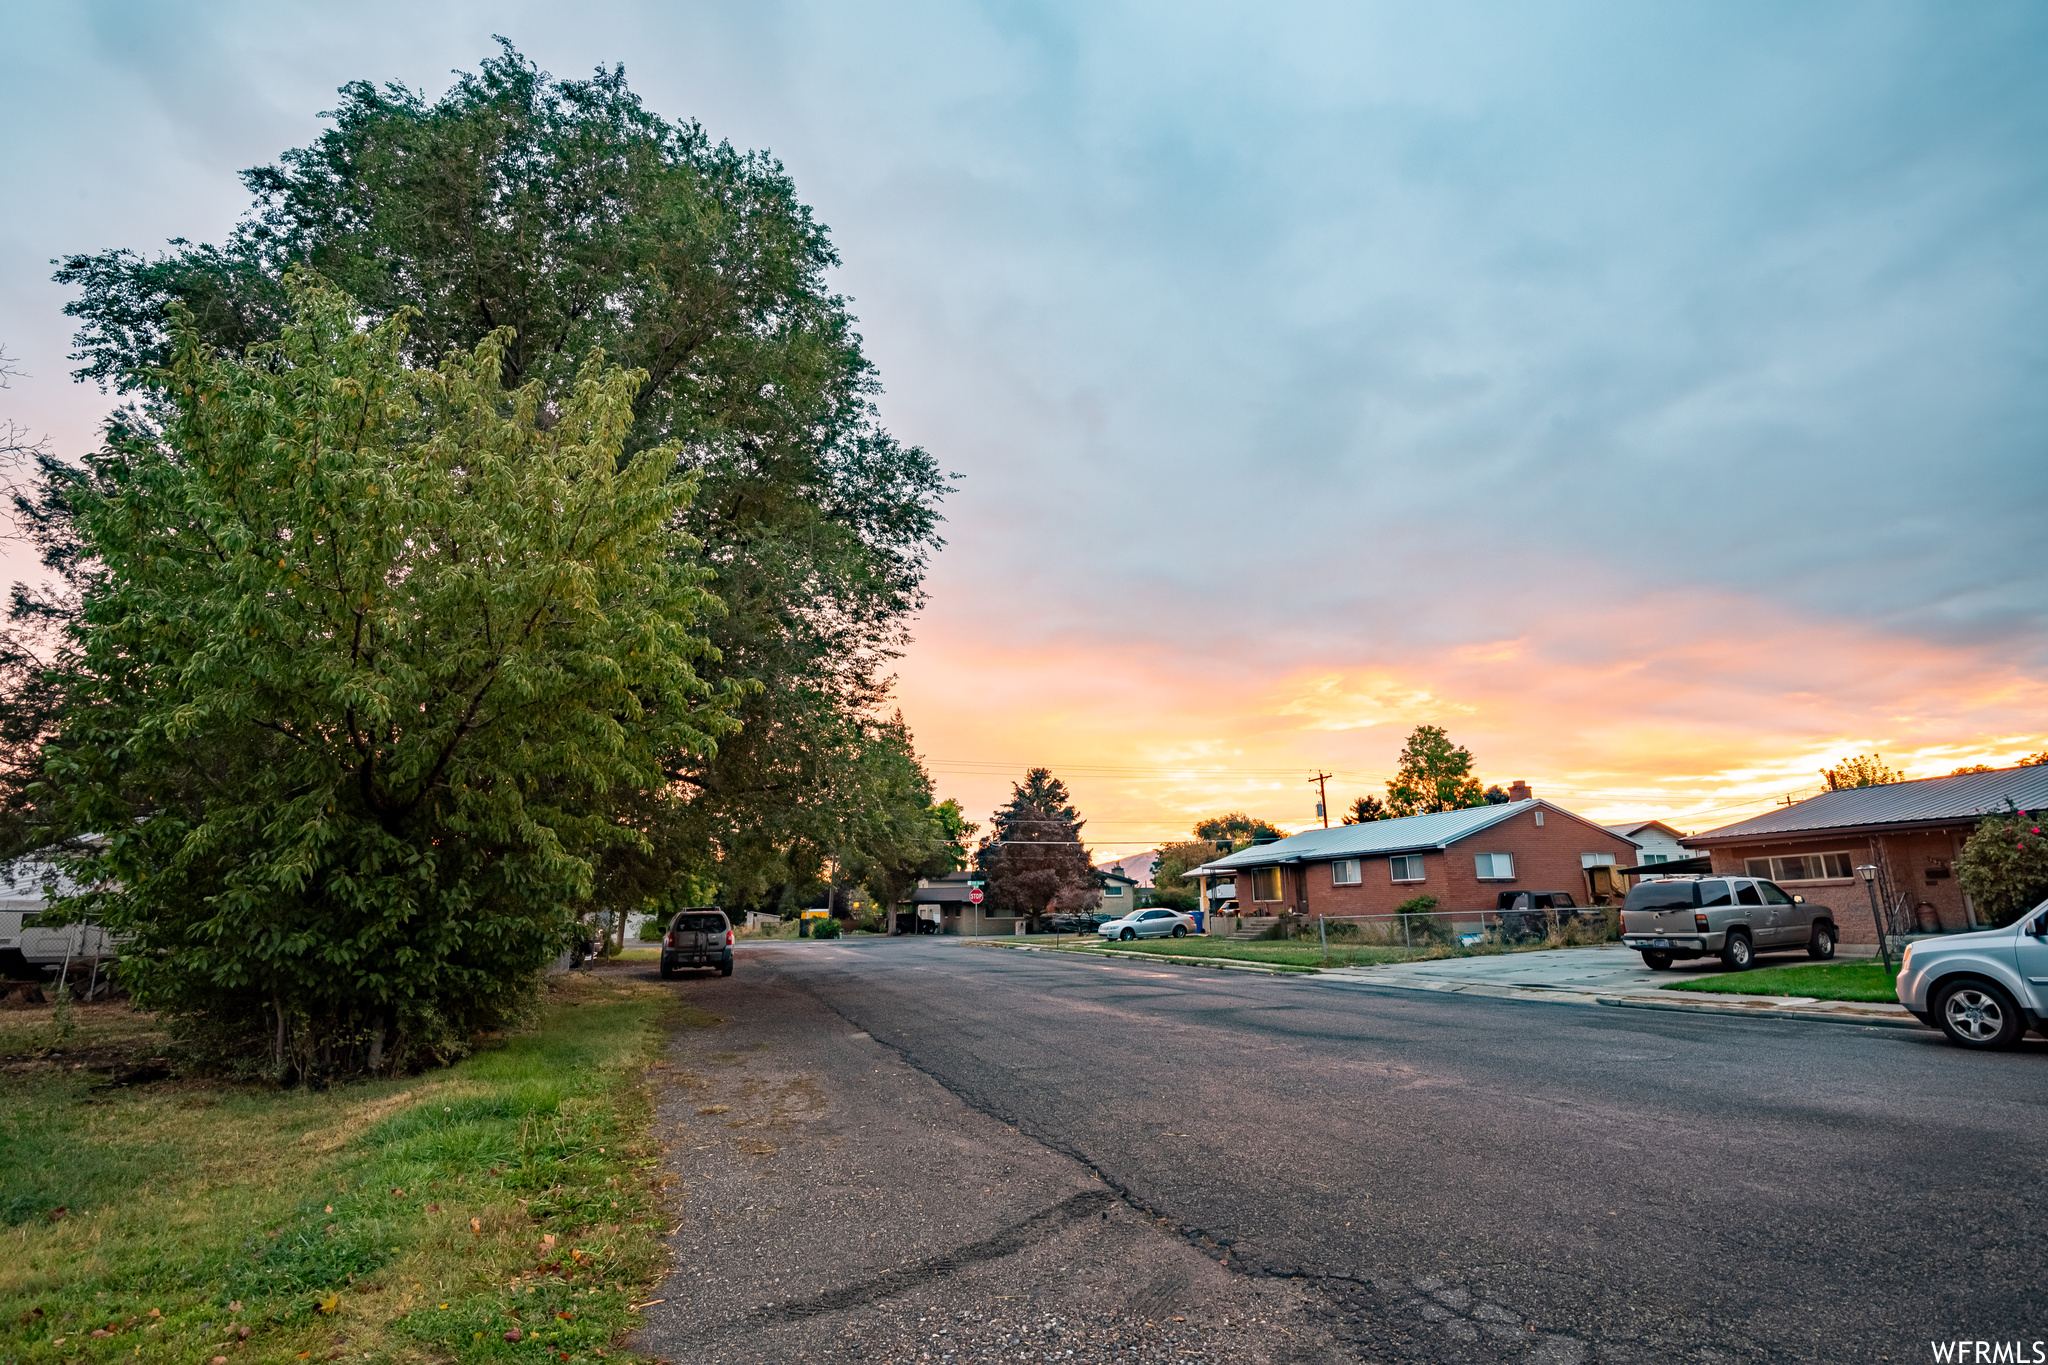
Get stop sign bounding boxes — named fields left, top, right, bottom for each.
left=968, top=888, right=984, bottom=905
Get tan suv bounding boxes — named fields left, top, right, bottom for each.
left=1619, top=875, right=1837, bottom=971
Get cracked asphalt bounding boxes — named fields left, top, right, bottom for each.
left=630, top=938, right=2046, bottom=1363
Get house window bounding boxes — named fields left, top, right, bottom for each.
left=1103, top=884, right=1124, bottom=897
left=1645, top=854, right=1669, bottom=864
left=1389, top=855, right=1425, bottom=883
left=1744, top=852, right=1855, bottom=882
left=1251, top=868, right=1285, bottom=902
left=1474, top=853, right=1515, bottom=880
left=1331, top=859, right=1361, bottom=886
left=1534, top=810, right=1545, bottom=827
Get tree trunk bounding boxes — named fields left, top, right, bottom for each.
left=367, top=1015, right=386, bottom=1074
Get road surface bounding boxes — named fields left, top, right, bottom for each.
left=632, top=937, right=2046, bottom=1363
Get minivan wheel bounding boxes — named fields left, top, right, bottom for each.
left=1935, top=980, right=2025, bottom=1050
left=1172, top=925, right=1187, bottom=938
left=1640, top=950, right=1674, bottom=971
left=1806, top=924, right=1836, bottom=960
left=1719, top=932, right=1754, bottom=971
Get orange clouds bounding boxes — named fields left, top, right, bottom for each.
left=893, top=579, right=2048, bottom=857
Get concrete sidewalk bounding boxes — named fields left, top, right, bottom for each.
left=1321, top=941, right=1920, bottom=1029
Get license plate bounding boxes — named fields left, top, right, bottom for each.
left=1652, top=938, right=1670, bottom=948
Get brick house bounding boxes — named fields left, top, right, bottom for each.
left=1682, top=764, right=2048, bottom=945
left=1186, top=792, right=1639, bottom=925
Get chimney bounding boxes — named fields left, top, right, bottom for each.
left=1508, top=779, right=1532, bottom=802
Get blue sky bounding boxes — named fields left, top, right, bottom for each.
left=2, top=1, right=2044, bottom=843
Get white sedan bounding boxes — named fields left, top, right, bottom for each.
left=1097, top=907, right=1197, bottom=941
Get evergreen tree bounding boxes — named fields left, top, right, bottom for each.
left=975, top=769, right=1099, bottom=929
left=1342, top=795, right=1387, bottom=824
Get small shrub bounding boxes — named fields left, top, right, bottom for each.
left=636, top=915, right=666, bottom=942
left=812, top=917, right=842, bottom=940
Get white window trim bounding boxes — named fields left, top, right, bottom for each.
left=1474, top=852, right=1515, bottom=880
left=1743, top=851, right=1857, bottom=882
left=1331, top=858, right=1361, bottom=886
left=1389, top=854, right=1425, bottom=884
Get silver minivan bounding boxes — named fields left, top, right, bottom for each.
left=1619, top=875, right=1837, bottom=971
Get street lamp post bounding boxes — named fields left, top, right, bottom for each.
left=1856, top=863, right=1893, bottom=972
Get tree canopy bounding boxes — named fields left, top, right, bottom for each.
left=1820, top=754, right=1905, bottom=790
left=45, top=281, right=735, bottom=1078
left=40, top=42, right=951, bottom=911
left=1384, top=725, right=1484, bottom=817
left=1192, top=812, right=1284, bottom=848
left=1342, top=795, right=1386, bottom=824
left=975, top=769, right=1099, bottom=926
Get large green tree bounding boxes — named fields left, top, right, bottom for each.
left=1820, top=754, right=1905, bottom=790
left=833, top=715, right=976, bottom=922
left=975, top=769, right=1100, bottom=928
left=36, top=43, right=949, bottom=905
left=1384, top=725, right=1484, bottom=817
left=46, top=282, right=737, bottom=1078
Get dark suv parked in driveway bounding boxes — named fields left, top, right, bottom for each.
left=1619, top=875, right=1836, bottom=971
left=660, top=908, right=734, bottom=979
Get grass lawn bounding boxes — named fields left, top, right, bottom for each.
left=0, top=971, right=699, bottom=1365
left=1664, top=959, right=1900, bottom=1003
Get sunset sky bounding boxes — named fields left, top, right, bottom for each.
left=3, top=2, right=2044, bottom=856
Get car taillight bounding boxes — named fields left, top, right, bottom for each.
left=725, top=929, right=734, bottom=946
left=664, top=931, right=673, bottom=946
left=1694, top=914, right=1709, bottom=931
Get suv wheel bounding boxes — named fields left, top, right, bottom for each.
left=1640, top=950, right=1674, bottom=971
left=1935, top=979, right=2025, bottom=1050
left=659, top=961, right=675, bottom=980
left=1171, top=925, right=1187, bottom=938
left=1806, top=923, right=1836, bottom=960
left=1719, top=932, right=1754, bottom=971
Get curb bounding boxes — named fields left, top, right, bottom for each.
left=1593, top=995, right=1924, bottom=1030
left=967, top=940, right=1313, bottom=975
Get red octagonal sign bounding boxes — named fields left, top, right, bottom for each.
left=968, top=888, right=984, bottom=904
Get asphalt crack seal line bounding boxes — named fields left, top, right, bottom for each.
left=662, top=1189, right=1118, bottom=1343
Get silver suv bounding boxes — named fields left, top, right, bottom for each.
left=1896, top=900, right=2048, bottom=1050
left=1619, top=875, right=1837, bottom=971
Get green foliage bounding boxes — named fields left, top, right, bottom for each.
left=1384, top=726, right=1484, bottom=817
left=1192, top=813, right=1283, bottom=848
left=976, top=768, right=1099, bottom=925
left=45, top=282, right=736, bottom=1078
left=1956, top=804, right=2048, bottom=928
left=1341, top=795, right=1386, bottom=824
left=0, top=975, right=680, bottom=1365
left=44, top=42, right=952, bottom=927
left=1820, top=753, right=1904, bottom=790
left=829, top=713, right=976, bottom=917
left=1150, top=839, right=1222, bottom=897
left=811, top=916, right=843, bottom=939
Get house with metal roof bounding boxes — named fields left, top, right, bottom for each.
left=1682, top=764, right=2048, bottom=942
left=1184, top=791, right=1639, bottom=929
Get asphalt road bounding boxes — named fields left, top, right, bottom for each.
left=633, top=938, right=2047, bottom=1364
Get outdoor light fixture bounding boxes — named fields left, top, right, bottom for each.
left=1855, top=864, right=1892, bottom=971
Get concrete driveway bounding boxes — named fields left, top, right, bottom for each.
left=1319, top=940, right=1914, bottom=1026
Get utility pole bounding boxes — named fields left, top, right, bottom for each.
left=1311, top=771, right=1332, bottom=828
